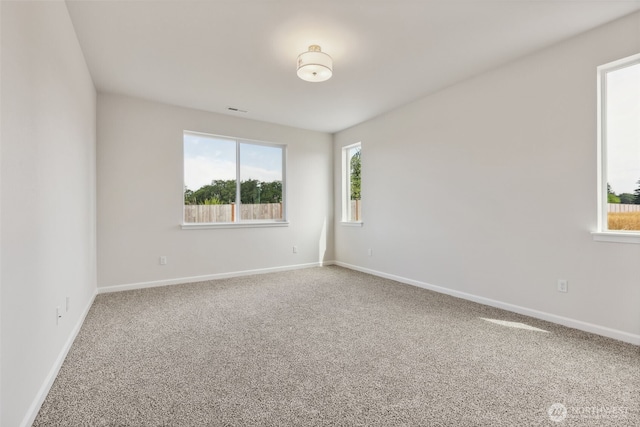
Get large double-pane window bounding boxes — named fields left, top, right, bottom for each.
left=183, top=131, right=286, bottom=225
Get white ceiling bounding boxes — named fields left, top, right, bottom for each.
left=66, top=0, right=640, bottom=133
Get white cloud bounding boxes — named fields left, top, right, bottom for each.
left=184, top=156, right=235, bottom=191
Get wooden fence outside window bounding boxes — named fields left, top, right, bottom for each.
left=184, top=203, right=283, bottom=223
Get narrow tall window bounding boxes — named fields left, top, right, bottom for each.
left=183, top=131, right=286, bottom=224
left=597, top=54, right=640, bottom=233
left=342, top=143, right=362, bottom=222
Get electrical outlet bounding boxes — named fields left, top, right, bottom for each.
left=293, top=246, right=298, bottom=254
left=557, top=279, right=568, bottom=293
left=159, top=256, right=167, bottom=265
left=368, top=248, right=373, bottom=256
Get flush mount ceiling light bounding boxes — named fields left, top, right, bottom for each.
left=297, top=45, right=333, bottom=82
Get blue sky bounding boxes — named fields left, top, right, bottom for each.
left=184, top=133, right=283, bottom=191
left=607, top=62, right=640, bottom=195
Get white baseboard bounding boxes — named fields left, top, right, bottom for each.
left=97, top=262, right=330, bottom=294
left=334, top=261, right=640, bottom=346
left=20, top=289, right=97, bottom=427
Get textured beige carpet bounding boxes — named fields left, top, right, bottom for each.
left=34, top=266, right=639, bottom=426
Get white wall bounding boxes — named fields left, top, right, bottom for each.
left=334, top=11, right=640, bottom=343
left=97, top=94, right=333, bottom=289
left=0, top=2, right=97, bottom=426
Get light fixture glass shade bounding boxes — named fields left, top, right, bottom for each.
left=297, top=45, right=333, bottom=82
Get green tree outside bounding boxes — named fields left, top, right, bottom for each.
left=634, top=179, right=640, bottom=205
left=619, top=193, right=635, bottom=204
left=204, top=197, right=223, bottom=205
left=608, top=184, right=621, bottom=203
left=185, top=179, right=282, bottom=205
left=350, top=148, right=361, bottom=200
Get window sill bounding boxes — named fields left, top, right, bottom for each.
left=591, top=231, right=640, bottom=244
left=340, top=221, right=363, bottom=227
left=182, top=221, right=289, bottom=230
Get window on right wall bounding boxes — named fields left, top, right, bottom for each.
left=596, top=53, right=640, bottom=238
left=342, top=143, right=362, bottom=223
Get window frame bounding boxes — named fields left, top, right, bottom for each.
left=593, top=53, right=640, bottom=244
left=181, top=131, right=288, bottom=229
left=341, top=142, right=363, bottom=226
